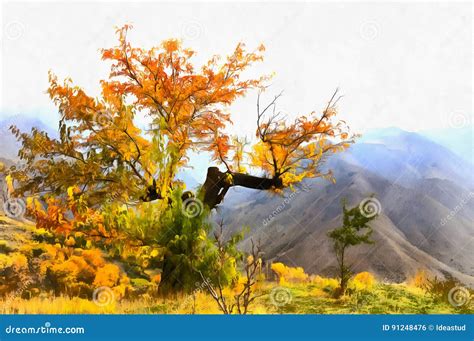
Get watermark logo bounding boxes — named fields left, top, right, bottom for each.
left=92, top=286, right=115, bottom=307
left=181, top=20, right=204, bottom=41
left=447, top=286, right=471, bottom=307
left=359, top=21, right=380, bottom=41
left=3, top=198, right=26, bottom=219
left=182, top=198, right=204, bottom=218
left=359, top=197, right=382, bottom=218
left=269, top=287, right=292, bottom=307
left=93, top=109, right=114, bottom=127
left=440, top=192, right=474, bottom=226
left=4, top=21, right=25, bottom=40
left=262, top=184, right=310, bottom=227
left=447, top=111, right=470, bottom=129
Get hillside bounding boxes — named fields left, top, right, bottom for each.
left=217, top=129, right=474, bottom=285
left=1, top=121, right=472, bottom=286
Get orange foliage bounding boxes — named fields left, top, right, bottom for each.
left=408, top=269, right=432, bottom=290
left=249, top=92, right=354, bottom=188
left=93, top=264, right=121, bottom=288
left=271, top=262, right=309, bottom=284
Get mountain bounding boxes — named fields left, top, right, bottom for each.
left=1, top=118, right=472, bottom=285
left=0, top=115, right=55, bottom=160
left=347, top=127, right=473, bottom=187
left=420, top=126, right=473, bottom=164
left=217, top=129, right=474, bottom=285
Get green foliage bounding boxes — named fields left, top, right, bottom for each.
left=328, top=198, right=378, bottom=296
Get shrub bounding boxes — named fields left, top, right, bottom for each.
left=93, top=264, right=121, bottom=288
left=408, top=269, right=431, bottom=290
left=271, top=262, right=309, bottom=284
left=310, top=275, right=339, bottom=296
left=0, top=252, right=30, bottom=295
left=349, top=272, right=375, bottom=291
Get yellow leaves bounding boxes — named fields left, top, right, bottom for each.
left=224, top=173, right=234, bottom=185
left=271, top=262, right=309, bottom=284
left=280, top=172, right=307, bottom=188
left=249, top=92, right=353, bottom=190
left=197, top=229, right=207, bottom=241
left=67, top=186, right=80, bottom=200
left=5, top=174, right=14, bottom=194
left=349, top=272, right=375, bottom=291
left=311, top=275, right=339, bottom=291
left=250, top=142, right=273, bottom=173
left=11, top=253, right=28, bottom=272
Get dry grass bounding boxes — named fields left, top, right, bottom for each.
left=1, top=280, right=470, bottom=314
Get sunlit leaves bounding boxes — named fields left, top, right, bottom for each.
left=248, top=90, right=355, bottom=188
left=100, top=25, right=267, bottom=180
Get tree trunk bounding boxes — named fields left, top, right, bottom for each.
left=156, top=167, right=281, bottom=295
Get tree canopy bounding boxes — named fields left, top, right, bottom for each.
left=10, top=25, right=354, bottom=210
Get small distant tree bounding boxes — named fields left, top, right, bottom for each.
left=328, top=198, right=377, bottom=297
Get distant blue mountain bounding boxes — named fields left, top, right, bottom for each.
left=0, top=115, right=56, bottom=160
left=419, top=126, right=473, bottom=164
left=220, top=127, right=474, bottom=285
left=341, top=127, right=473, bottom=188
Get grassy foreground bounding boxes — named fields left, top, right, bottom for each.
left=1, top=216, right=472, bottom=314
left=1, top=281, right=471, bottom=314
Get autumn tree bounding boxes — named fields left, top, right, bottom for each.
left=8, top=25, right=355, bottom=293
left=327, top=198, right=378, bottom=297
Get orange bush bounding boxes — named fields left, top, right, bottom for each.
left=93, top=264, right=121, bottom=288
left=271, top=262, right=309, bottom=284
left=408, top=269, right=432, bottom=290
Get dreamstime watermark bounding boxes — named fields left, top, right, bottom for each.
left=92, top=286, right=115, bottom=307
left=92, top=109, right=114, bottom=127
left=5, top=322, right=84, bottom=335
left=359, top=21, right=380, bottom=41
left=447, top=286, right=472, bottom=308
left=4, top=21, right=25, bottom=40
left=181, top=19, right=204, bottom=41
left=176, top=279, right=208, bottom=311
left=182, top=197, right=204, bottom=218
left=3, top=197, right=26, bottom=219
left=440, top=192, right=474, bottom=226
left=447, top=111, right=471, bottom=129
left=269, top=287, right=292, bottom=307
left=262, top=185, right=310, bottom=227
left=3, top=277, right=34, bottom=310
left=359, top=197, right=382, bottom=218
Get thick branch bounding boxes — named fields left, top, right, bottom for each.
left=139, top=167, right=282, bottom=208
left=201, top=167, right=282, bottom=209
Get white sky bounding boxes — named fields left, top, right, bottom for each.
left=0, top=1, right=472, bottom=135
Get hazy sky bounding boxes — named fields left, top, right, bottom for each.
left=1, top=1, right=472, bottom=136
